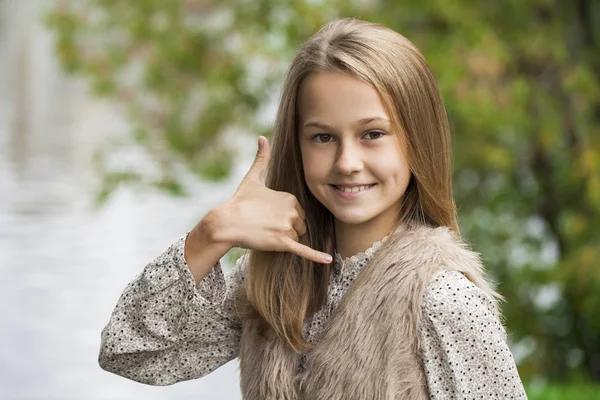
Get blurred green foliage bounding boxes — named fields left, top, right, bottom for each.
left=526, top=382, right=600, bottom=399
left=46, top=0, right=600, bottom=387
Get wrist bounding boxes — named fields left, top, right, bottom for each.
left=185, top=209, right=230, bottom=260
left=184, top=210, right=233, bottom=285
left=202, top=205, right=234, bottom=249
left=194, top=206, right=235, bottom=253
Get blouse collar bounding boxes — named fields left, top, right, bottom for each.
left=333, top=234, right=390, bottom=273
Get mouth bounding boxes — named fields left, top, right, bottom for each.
left=328, top=184, right=377, bottom=197
left=330, top=184, right=376, bottom=193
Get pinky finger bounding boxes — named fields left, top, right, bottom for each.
left=283, top=237, right=333, bottom=264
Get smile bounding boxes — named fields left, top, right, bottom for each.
left=334, top=184, right=375, bottom=193
left=329, top=184, right=376, bottom=198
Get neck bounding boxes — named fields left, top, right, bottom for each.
left=334, top=216, right=399, bottom=259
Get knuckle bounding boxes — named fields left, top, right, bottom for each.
left=298, top=208, right=306, bottom=219
left=285, top=193, right=298, bottom=205
left=281, top=222, right=293, bottom=233
left=289, top=209, right=300, bottom=221
left=274, top=235, right=287, bottom=249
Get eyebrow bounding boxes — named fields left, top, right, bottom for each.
left=302, top=117, right=390, bottom=130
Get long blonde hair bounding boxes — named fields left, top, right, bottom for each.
left=239, top=18, right=458, bottom=352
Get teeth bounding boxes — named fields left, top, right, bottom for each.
left=336, top=185, right=372, bottom=193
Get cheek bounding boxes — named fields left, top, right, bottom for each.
left=301, top=149, right=326, bottom=183
left=373, top=150, right=411, bottom=186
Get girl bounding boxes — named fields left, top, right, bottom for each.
left=99, top=18, right=527, bottom=399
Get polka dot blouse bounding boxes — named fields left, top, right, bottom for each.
left=99, top=233, right=526, bottom=398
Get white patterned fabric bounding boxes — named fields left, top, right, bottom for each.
left=99, top=233, right=526, bottom=399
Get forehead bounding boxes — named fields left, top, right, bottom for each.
left=297, top=71, right=390, bottom=126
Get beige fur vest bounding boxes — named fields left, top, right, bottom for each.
left=238, top=223, right=499, bottom=400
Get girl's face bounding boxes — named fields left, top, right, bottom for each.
left=298, top=71, right=412, bottom=231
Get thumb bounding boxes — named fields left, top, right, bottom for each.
left=245, top=136, right=271, bottom=184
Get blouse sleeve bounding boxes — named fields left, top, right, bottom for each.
left=420, top=271, right=527, bottom=399
left=98, top=233, right=247, bottom=386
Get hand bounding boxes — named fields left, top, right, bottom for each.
left=212, top=136, right=332, bottom=264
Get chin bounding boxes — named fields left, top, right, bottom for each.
left=329, top=208, right=374, bottom=226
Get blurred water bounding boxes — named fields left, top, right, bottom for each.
left=0, top=1, right=248, bottom=398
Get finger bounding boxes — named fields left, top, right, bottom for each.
left=292, top=218, right=307, bottom=237
left=294, top=201, right=306, bottom=221
left=288, top=228, right=299, bottom=242
left=243, top=136, right=271, bottom=184
left=283, top=237, right=333, bottom=264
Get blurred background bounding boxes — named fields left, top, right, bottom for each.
left=1, top=0, right=599, bottom=398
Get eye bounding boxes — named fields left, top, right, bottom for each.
left=363, top=130, right=385, bottom=140
left=311, top=134, right=334, bottom=143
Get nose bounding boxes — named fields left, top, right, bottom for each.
left=334, top=141, right=364, bottom=175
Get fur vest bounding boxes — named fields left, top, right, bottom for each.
left=238, top=222, right=499, bottom=400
